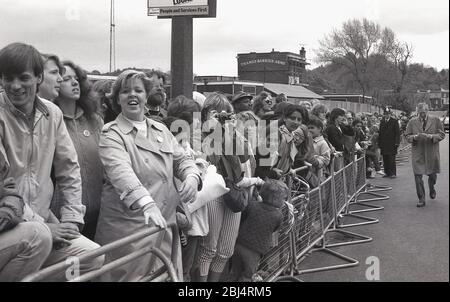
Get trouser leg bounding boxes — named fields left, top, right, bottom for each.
left=428, top=173, right=437, bottom=192
left=43, top=235, right=104, bottom=281
left=382, top=155, right=391, bottom=175
left=0, top=222, right=52, bottom=282
left=389, top=155, right=397, bottom=176
left=414, top=174, right=425, bottom=202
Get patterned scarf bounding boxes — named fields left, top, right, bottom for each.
left=276, top=125, right=299, bottom=173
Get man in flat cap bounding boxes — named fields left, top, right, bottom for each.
left=231, top=91, right=253, bottom=114
left=378, top=106, right=400, bottom=178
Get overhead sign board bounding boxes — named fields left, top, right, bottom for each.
left=148, top=0, right=216, bottom=18
left=149, top=0, right=208, bottom=7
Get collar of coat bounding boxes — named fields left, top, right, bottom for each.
left=115, top=113, right=164, bottom=134
left=1, top=91, right=50, bottom=119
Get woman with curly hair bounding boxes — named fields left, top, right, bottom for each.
left=53, top=61, right=104, bottom=240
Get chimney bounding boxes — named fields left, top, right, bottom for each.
left=300, top=47, right=306, bottom=59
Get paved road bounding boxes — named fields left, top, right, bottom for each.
left=298, top=134, right=449, bottom=282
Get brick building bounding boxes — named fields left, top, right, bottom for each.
left=237, top=48, right=309, bottom=85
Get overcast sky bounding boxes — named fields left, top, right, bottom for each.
left=0, top=0, right=448, bottom=75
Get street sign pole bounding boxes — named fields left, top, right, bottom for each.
left=171, top=16, right=193, bottom=99
left=149, top=0, right=216, bottom=100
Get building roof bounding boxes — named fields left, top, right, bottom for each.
left=194, top=80, right=265, bottom=87
left=264, top=83, right=324, bottom=100
left=322, top=94, right=373, bottom=99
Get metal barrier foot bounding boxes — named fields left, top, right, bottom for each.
left=295, top=248, right=359, bottom=275
left=323, top=229, right=373, bottom=248
left=365, top=183, right=392, bottom=193
left=347, top=201, right=385, bottom=214
left=355, top=191, right=390, bottom=203
left=337, top=213, right=379, bottom=228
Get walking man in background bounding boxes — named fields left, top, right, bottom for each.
left=378, top=107, right=400, bottom=178
left=405, top=103, right=445, bottom=207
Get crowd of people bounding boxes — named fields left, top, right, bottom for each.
left=0, top=42, right=445, bottom=282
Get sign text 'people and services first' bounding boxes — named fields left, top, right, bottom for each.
left=148, top=0, right=215, bottom=17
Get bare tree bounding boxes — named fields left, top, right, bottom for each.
left=316, top=19, right=385, bottom=101
left=379, top=27, right=413, bottom=110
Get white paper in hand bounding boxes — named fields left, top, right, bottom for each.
left=187, top=165, right=229, bottom=213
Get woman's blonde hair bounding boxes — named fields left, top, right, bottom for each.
left=108, top=70, right=153, bottom=113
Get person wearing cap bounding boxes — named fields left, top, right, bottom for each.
left=231, top=91, right=253, bottom=114
left=378, top=107, right=400, bottom=178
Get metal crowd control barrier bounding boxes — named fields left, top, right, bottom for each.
left=257, top=156, right=374, bottom=280
left=321, top=154, right=374, bottom=247
left=22, top=224, right=181, bottom=282
left=347, top=153, right=386, bottom=214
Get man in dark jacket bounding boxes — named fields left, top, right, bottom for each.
left=378, top=107, right=400, bottom=178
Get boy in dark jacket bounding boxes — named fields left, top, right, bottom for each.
left=231, top=179, right=289, bottom=282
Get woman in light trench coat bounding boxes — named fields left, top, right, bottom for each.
left=405, top=103, right=445, bottom=207
left=94, top=70, right=201, bottom=281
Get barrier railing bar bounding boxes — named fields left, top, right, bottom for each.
left=22, top=224, right=178, bottom=282
left=70, top=246, right=179, bottom=282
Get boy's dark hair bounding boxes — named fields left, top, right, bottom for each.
left=329, top=108, right=346, bottom=123
left=0, top=43, right=44, bottom=77
left=352, top=118, right=363, bottom=127
left=282, top=103, right=309, bottom=124
left=307, top=116, right=324, bottom=130
left=259, top=179, right=289, bottom=208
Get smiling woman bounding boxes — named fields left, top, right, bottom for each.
left=95, top=69, right=201, bottom=281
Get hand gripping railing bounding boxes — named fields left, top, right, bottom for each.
left=22, top=223, right=180, bottom=282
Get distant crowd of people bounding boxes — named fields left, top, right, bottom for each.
left=0, top=42, right=445, bottom=282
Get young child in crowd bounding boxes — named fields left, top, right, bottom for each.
left=231, top=179, right=289, bottom=282
left=307, top=117, right=332, bottom=182
left=365, top=125, right=384, bottom=178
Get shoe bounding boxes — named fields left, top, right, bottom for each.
left=417, top=201, right=426, bottom=207
left=390, top=175, right=396, bottom=179
left=376, top=171, right=385, bottom=176
left=430, top=189, right=436, bottom=199
left=382, top=174, right=390, bottom=178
